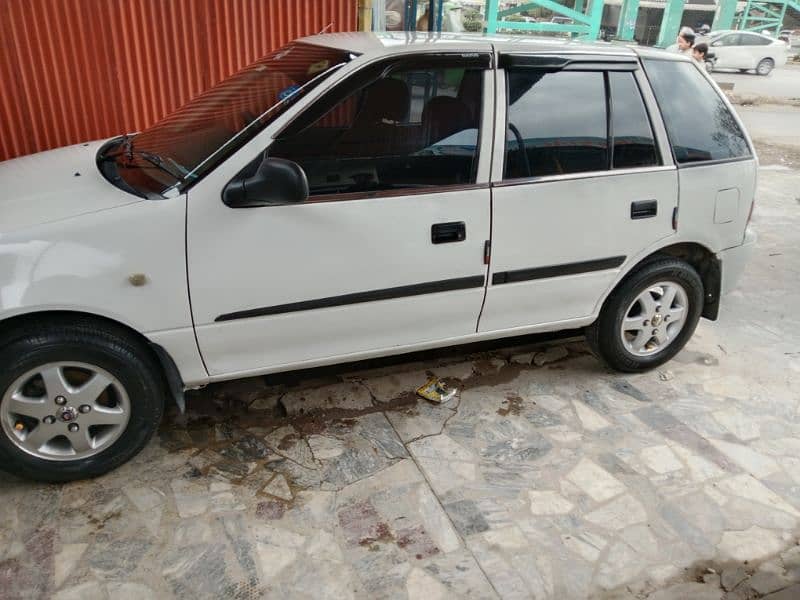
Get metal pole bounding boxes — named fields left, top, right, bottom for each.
left=778, top=2, right=789, bottom=33
left=485, top=0, right=500, bottom=33
left=358, top=0, right=374, bottom=31
left=655, top=0, right=686, bottom=48
left=740, top=0, right=754, bottom=29
left=712, top=0, right=737, bottom=30
left=617, top=0, right=640, bottom=40
left=586, top=0, right=604, bottom=39
left=406, top=0, right=418, bottom=31
left=574, top=0, right=585, bottom=14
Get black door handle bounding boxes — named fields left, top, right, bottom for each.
left=631, top=200, right=658, bottom=219
left=431, top=221, right=466, bottom=244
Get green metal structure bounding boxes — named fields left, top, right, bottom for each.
left=737, top=0, right=800, bottom=32
left=712, top=0, right=738, bottom=30
left=479, top=0, right=796, bottom=48
left=616, top=0, right=640, bottom=40
left=655, top=0, right=687, bottom=47
left=483, top=0, right=603, bottom=39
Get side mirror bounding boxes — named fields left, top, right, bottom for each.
left=223, top=157, right=309, bottom=207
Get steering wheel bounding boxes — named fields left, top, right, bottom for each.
left=508, top=123, right=531, bottom=178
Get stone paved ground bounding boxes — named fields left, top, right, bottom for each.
left=2, top=140, right=800, bottom=600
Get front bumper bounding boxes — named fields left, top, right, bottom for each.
left=719, top=227, right=757, bottom=296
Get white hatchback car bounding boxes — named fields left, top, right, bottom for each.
left=704, top=30, right=789, bottom=75
left=0, top=32, right=757, bottom=481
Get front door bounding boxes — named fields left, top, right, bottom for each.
left=479, top=56, right=678, bottom=333
left=187, top=54, right=493, bottom=376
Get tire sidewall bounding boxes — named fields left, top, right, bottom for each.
left=0, top=334, right=163, bottom=481
left=599, top=261, right=704, bottom=372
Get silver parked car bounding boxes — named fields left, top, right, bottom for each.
left=703, top=30, right=789, bottom=75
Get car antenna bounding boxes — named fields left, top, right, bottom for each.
left=318, top=22, right=333, bottom=34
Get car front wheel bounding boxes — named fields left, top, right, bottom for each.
left=756, top=58, right=774, bottom=76
left=586, top=259, right=704, bottom=373
left=0, top=319, right=164, bottom=482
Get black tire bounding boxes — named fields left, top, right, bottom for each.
left=756, top=58, right=774, bottom=76
left=586, top=259, right=704, bottom=373
left=0, top=318, right=164, bottom=482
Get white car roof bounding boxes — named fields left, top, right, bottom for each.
left=302, top=31, right=686, bottom=62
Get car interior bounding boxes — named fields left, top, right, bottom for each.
left=267, top=67, right=483, bottom=196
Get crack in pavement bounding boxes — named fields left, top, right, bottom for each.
left=382, top=411, right=503, bottom=599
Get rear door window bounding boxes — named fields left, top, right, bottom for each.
left=643, top=59, right=750, bottom=164
left=504, top=70, right=608, bottom=179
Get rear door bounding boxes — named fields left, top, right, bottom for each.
left=479, top=55, right=678, bottom=333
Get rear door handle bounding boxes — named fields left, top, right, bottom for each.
left=431, top=221, right=466, bottom=244
left=631, top=200, right=658, bottom=219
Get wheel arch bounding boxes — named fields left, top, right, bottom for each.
left=599, top=242, right=721, bottom=321
left=0, top=310, right=186, bottom=412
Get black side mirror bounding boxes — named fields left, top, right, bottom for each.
left=223, top=156, right=309, bottom=207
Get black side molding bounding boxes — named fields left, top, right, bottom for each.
left=492, top=256, right=626, bottom=285
left=216, top=275, right=486, bottom=322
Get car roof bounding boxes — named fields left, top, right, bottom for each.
left=301, top=31, right=686, bottom=62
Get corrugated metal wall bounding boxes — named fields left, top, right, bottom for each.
left=0, top=0, right=357, bottom=162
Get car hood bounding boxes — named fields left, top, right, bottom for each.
left=0, top=140, right=143, bottom=235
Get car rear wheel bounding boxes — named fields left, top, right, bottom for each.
left=756, top=58, right=774, bottom=76
left=586, top=259, right=704, bottom=373
left=0, top=319, right=164, bottom=482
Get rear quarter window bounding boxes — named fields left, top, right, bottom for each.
left=643, top=59, right=751, bottom=164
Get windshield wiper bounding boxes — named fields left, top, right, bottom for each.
left=101, top=137, right=187, bottom=183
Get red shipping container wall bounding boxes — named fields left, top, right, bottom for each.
left=0, top=0, right=357, bottom=162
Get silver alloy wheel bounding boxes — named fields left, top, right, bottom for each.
left=620, top=281, right=689, bottom=357
left=757, top=58, right=774, bottom=75
left=1, top=362, right=130, bottom=461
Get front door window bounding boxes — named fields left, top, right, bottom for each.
left=268, top=60, right=485, bottom=198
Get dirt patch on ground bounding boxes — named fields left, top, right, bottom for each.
left=497, top=393, right=524, bottom=417
left=752, top=139, right=800, bottom=169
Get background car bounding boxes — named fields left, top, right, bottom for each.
left=701, top=30, right=789, bottom=75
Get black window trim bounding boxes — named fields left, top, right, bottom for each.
left=260, top=51, right=494, bottom=203
left=640, top=57, right=753, bottom=167
left=673, top=155, right=755, bottom=169
left=608, top=69, right=663, bottom=170
left=499, top=60, right=661, bottom=183
left=499, top=53, right=639, bottom=71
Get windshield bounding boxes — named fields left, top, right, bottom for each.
left=100, top=41, right=354, bottom=196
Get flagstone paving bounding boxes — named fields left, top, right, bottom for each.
left=1, top=162, right=799, bottom=599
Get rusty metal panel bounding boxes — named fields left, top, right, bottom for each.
left=0, top=0, right=357, bottom=162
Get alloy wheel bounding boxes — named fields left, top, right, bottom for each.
left=1, top=362, right=130, bottom=461
left=619, top=281, right=689, bottom=357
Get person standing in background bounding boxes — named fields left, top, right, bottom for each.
left=692, top=42, right=709, bottom=63
left=667, top=27, right=696, bottom=55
